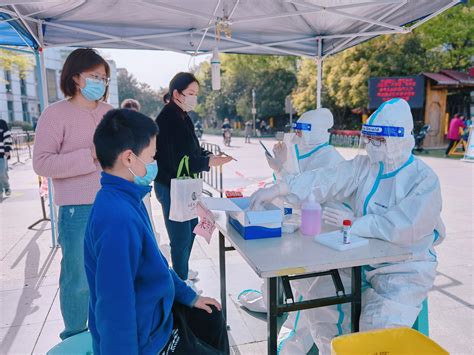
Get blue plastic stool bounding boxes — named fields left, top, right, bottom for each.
left=412, top=299, right=429, bottom=336
left=47, top=331, right=93, bottom=355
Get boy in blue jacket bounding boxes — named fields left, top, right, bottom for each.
left=85, top=109, right=229, bottom=354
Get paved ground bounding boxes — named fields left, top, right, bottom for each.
left=0, top=135, right=473, bottom=354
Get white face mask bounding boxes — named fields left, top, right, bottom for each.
left=366, top=143, right=387, bottom=164
left=181, top=94, right=198, bottom=112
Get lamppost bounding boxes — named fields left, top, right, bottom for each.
left=252, top=88, right=256, bottom=136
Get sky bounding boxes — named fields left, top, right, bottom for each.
left=100, top=49, right=211, bottom=91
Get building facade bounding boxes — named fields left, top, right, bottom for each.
left=0, top=47, right=119, bottom=125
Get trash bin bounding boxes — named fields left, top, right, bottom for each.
left=331, top=327, right=448, bottom=355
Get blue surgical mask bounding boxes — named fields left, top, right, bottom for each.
left=80, top=77, right=106, bottom=101
left=129, top=155, right=158, bottom=186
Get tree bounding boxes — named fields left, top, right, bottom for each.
left=0, top=49, right=33, bottom=80
left=194, top=54, right=297, bottom=128
left=117, top=69, right=164, bottom=118
left=417, top=0, right=474, bottom=71
left=292, top=1, right=473, bottom=119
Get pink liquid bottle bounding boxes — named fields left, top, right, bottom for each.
left=300, top=192, right=322, bottom=237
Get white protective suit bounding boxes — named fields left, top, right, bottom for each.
left=239, top=109, right=352, bottom=354
left=250, top=98, right=445, bottom=354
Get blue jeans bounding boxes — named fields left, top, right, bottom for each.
left=0, top=157, right=10, bottom=192
left=154, top=182, right=197, bottom=280
left=58, top=204, right=92, bottom=340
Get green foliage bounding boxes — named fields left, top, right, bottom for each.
left=8, top=120, right=33, bottom=131
left=417, top=0, right=474, bottom=70
left=117, top=70, right=164, bottom=118
left=292, top=1, right=473, bottom=116
left=193, top=1, right=473, bottom=130
left=194, top=54, right=297, bottom=127
left=0, top=50, right=33, bottom=80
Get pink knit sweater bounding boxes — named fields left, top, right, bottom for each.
left=33, top=99, right=113, bottom=206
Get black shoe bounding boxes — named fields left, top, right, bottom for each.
left=4, top=189, right=11, bottom=197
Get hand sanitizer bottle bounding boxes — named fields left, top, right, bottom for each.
left=300, top=192, right=322, bottom=237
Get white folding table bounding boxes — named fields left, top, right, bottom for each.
left=214, top=211, right=412, bottom=355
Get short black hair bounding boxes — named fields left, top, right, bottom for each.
left=94, top=109, right=159, bottom=169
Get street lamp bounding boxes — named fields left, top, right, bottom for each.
left=252, top=88, right=256, bottom=136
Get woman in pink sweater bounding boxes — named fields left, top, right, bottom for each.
left=445, top=113, right=466, bottom=155
left=33, top=48, right=113, bottom=340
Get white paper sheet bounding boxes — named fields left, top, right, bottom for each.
left=314, top=230, right=368, bottom=251
left=201, top=197, right=242, bottom=212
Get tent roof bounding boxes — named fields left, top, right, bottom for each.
left=0, top=13, right=37, bottom=48
left=0, top=0, right=461, bottom=58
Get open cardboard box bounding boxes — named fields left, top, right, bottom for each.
left=202, top=197, right=283, bottom=240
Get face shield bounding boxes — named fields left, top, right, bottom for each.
left=359, top=124, right=406, bottom=168
left=293, top=108, right=334, bottom=146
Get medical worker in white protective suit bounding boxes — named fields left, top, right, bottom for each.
left=249, top=98, right=445, bottom=354
left=239, top=108, right=353, bottom=354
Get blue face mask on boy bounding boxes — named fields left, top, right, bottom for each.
left=80, top=76, right=106, bottom=101
left=129, top=154, right=158, bottom=186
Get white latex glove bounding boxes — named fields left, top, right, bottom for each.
left=322, top=207, right=355, bottom=228
left=273, top=142, right=287, bottom=164
left=265, top=154, right=282, bottom=172
left=249, top=183, right=288, bottom=210
left=265, top=142, right=288, bottom=172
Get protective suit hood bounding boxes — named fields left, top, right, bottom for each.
left=364, top=98, right=415, bottom=172
left=295, top=108, right=334, bottom=146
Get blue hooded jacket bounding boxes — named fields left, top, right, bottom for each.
left=85, top=172, right=197, bottom=354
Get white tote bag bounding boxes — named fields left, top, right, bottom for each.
left=169, top=156, right=203, bottom=222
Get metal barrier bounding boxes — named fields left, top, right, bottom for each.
left=11, top=130, right=35, bottom=165
left=330, top=133, right=360, bottom=148
left=199, top=142, right=224, bottom=197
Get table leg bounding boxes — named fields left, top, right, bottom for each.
left=219, top=231, right=227, bottom=321
left=267, top=277, right=278, bottom=355
left=351, top=266, right=362, bottom=332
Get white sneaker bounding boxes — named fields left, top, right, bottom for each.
left=185, top=279, right=202, bottom=295
left=188, top=269, right=199, bottom=280
left=238, top=290, right=267, bottom=313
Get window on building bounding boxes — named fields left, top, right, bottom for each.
left=46, top=68, right=58, bottom=102
left=7, top=100, right=14, bottom=121
left=20, top=76, right=27, bottom=96
left=22, top=101, right=30, bottom=122
left=5, top=70, right=12, bottom=93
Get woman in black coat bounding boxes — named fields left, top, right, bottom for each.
left=154, top=72, right=232, bottom=282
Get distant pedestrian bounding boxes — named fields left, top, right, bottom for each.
left=245, top=120, right=252, bottom=143
left=0, top=118, right=12, bottom=198
left=121, top=98, right=141, bottom=111
left=445, top=113, right=466, bottom=155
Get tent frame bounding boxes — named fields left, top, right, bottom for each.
left=0, top=0, right=461, bottom=247
left=0, top=0, right=460, bottom=106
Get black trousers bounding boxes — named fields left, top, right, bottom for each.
left=159, top=303, right=230, bottom=354
left=445, top=139, right=458, bottom=154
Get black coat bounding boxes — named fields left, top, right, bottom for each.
left=154, top=102, right=210, bottom=187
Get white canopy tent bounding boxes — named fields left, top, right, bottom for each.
left=0, top=0, right=462, bottom=107
left=0, top=0, right=462, bottom=249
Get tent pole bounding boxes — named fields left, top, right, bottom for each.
left=34, top=22, right=57, bottom=248
left=316, top=37, right=322, bottom=109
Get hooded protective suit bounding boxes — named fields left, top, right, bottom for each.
left=240, top=108, right=352, bottom=354
left=250, top=99, right=445, bottom=354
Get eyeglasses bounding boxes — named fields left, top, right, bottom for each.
left=80, top=73, right=110, bottom=85
left=362, top=136, right=386, bottom=147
